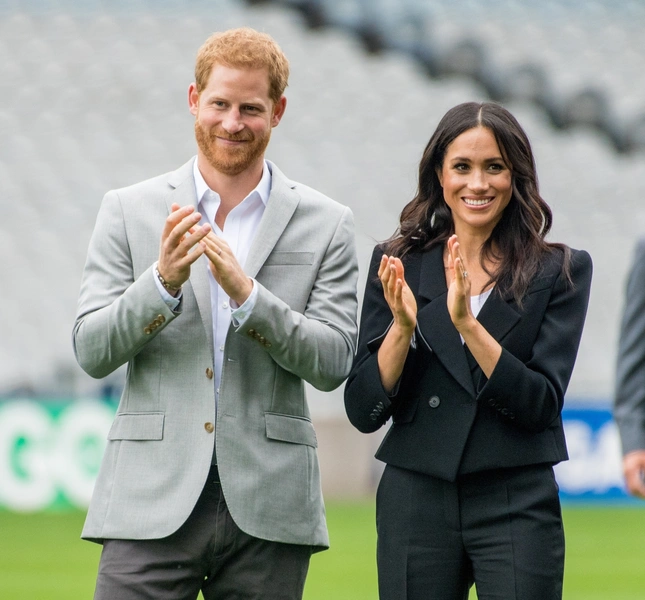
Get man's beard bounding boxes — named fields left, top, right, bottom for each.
left=194, top=121, right=271, bottom=176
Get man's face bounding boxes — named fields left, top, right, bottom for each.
left=189, top=64, right=286, bottom=176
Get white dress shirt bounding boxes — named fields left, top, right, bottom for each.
left=154, top=157, right=271, bottom=402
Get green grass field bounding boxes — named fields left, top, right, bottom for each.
left=1, top=503, right=644, bottom=599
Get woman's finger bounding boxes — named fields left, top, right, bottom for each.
left=377, top=254, right=389, bottom=279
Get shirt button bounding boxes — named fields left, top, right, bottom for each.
left=222, top=302, right=229, bottom=309
left=204, top=422, right=214, bottom=433
left=219, top=345, right=225, bottom=352
left=429, top=396, right=441, bottom=408
left=206, top=368, right=213, bottom=379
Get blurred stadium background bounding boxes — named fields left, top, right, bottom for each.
left=2, top=1, right=645, bottom=598
left=1, top=0, right=645, bottom=512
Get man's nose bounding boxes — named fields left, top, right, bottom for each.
left=221, top=108, right=244, bottom=134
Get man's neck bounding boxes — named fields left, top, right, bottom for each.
left=197, top=155, right=265, bottom=210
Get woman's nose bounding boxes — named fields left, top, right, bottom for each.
left=468, top=169, right=489, bottom=192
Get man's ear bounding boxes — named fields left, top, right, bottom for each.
left=188, top=83, right=199, bottom=116
left=271, top=96, right=287, bottom=127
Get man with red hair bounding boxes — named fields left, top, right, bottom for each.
left=74, top=27, right=358, bottom=599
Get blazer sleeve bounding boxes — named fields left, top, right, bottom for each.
left=236, top=206, right=359, bottom=392
left=72, top=189, right=179, bottom=378
left=344, top=246, right=412, bottom=433
left=476, top=248, right=593, bottom=432
left=614, top=239, right=645, bottom=455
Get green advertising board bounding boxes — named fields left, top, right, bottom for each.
left=0, top=399, right=116, bottom=511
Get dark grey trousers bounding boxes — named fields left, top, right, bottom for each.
left=376, top=463, right=565, bottom=600
left=93, top=466, right=312, bottom=600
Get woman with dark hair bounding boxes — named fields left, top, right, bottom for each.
left=344, top=102, right=592, bottom=600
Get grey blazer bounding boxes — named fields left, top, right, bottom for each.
left=615, top=239, right=645, bottom=456
left=73, top=158, right=358, bottom=549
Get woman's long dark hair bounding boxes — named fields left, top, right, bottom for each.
left=385, top=101, right=570, bottom=305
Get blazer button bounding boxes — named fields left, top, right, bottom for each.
left=204, top=422, right=214, bottom=433
left=144, top=326, right=152, bottom=335
left=205, top=368, right=213, bottom=379
left=428, top=395, right=440, bottom=408
left=247, top=328, right=256, bottom=337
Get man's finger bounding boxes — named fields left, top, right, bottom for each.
left=162, top=206, right=199, bottom=240
left=167, top=212, right=203, bottom=246
left=179, top=223, right=211, bottom=251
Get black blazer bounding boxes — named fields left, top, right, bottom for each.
left=345, top=244, right=592, bottom=482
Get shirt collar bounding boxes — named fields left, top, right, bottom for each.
left=193, top=158, right=272, bottom=207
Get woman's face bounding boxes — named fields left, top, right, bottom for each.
left=436, top=126, right=512, bottom=238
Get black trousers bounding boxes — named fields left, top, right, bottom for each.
left=376, top=463, right=565, bottom=600
left=93, top=466, right=312, bottom=600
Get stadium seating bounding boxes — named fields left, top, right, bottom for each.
left=0, top=0, right=644, bottom=409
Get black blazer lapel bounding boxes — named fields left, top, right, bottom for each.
left=475, top=290, right=521, bottom=343
left=414, top=247, right=476, bottom=397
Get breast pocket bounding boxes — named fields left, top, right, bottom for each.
left=263, top=252, right=315, bottom=266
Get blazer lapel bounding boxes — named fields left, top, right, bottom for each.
left=244, top=161, right=300, bottom=278
left=414, top=245, right=525, bottom=395
left=415, top=246, right=476, bottom=397
left=166, top=159, right=214, bottom=355
left=475, top=289, right=521, bottom=343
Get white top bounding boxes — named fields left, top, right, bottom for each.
left=460, top=287, right=494, bottom=345
left=470, top=287, right=493, bottom=319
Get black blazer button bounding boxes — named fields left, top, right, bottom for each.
left=428, top=395, right=440, bottom=408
